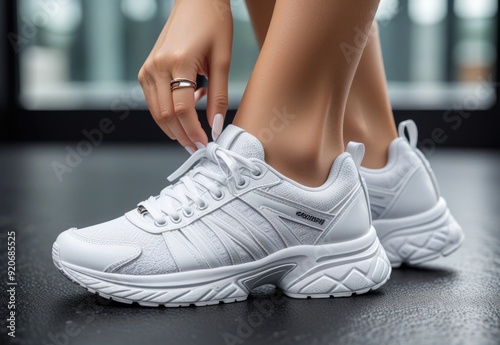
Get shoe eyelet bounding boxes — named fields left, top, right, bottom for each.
left=251, top=168, right=262, bottom=177
left=212, top=191, right=224, bottom=201
left=250, top=165, right=265, bottom=179
left=154, top=218, right=168, bottom=227
left=182, top=208, right=194, bottom=217
left=236, top=177, right=249, bottom=189
left=169, top=215, right=182, bottom=224
left=198, top=201, right=209, bottom=210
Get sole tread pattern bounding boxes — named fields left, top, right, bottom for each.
left=282, top=245, right=391, bottom=298
left=381, top=214, right=464, bottom=267
left=52, top=237, right=391, bottom=307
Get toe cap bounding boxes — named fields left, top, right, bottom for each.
left=55, top=228, right=141, bottom=272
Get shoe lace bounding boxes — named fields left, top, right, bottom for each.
left=138, top=142, right=261, bottom=225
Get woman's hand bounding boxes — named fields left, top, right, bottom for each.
left=138, top=0, right=233, bottom=152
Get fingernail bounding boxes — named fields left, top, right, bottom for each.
left=184, top=146, right=195, bottom=155
left=212, top=113, right=224, bottom=141
left=194, top=142, right=205, bottom=150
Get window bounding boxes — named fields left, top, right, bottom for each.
left=17, top=0, right=497, bottom=110
left=379, top=0, right=497, bottom=109
left=18, top=0, right=259, bottom=110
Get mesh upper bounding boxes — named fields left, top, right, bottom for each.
left=267, top=153, right=358, bottom=212
left=74, top=216, right=178, bottom=274
left=68, top=126, right=365, bottom=275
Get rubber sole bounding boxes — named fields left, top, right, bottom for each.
left=374, top=198, right=464, bottom=267
left=53, top=227, right=391, bottom=307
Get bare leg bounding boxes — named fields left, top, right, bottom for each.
left=246, top=2, right=397, bottom=169
left=245, top=0, right=275, bottom=49
left=235, top=0, right=380, bottom=187
left=343, top=22, right=397, bottom=168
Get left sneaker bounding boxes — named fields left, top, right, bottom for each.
left=52, top=125, right=391, bottom=307
left=360, top=120, right=464, bottom=267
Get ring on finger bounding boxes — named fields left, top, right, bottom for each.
left=170, top=78, right=197, bottom=91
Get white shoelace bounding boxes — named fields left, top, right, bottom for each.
left=138, top=142, right=261, bottom=225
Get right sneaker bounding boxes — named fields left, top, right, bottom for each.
left=361, top=120, right=464, bottom=267
left=52, top=125, right=391, bottom=306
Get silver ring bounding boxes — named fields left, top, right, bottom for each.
left=170, top=78, right=197, bottom=91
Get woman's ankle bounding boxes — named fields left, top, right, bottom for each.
left=344, top=112, right=397, bottom=169
left=235, top=119, right=343, bottom=187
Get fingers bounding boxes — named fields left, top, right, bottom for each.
left=139, top=71, right=176, bottom=139
left=137, top=0, right=234, bottom=152
left=207, top=53, right=230, bottom=141
left=150, top=87, right=177, bottom=140
left=140, top=64, right=208, bottom=151
left=194, top=87, right=207, bottom=104
left=171, top=80, right=208, bottom=149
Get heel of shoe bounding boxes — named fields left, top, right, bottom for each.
left=376, top=198, right=464, bottom=267
left=279, top=231, right=391, bottom=298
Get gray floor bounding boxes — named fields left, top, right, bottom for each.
left=0, top=144, right=499, bottom=345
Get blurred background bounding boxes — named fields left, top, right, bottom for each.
left=0, top=4, right=498, bottom=345
left=0, top=0, right=499, bottom=146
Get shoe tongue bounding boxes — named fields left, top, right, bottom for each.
left=216, top=125, right=265, bottom=160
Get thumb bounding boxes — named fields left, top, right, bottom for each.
left=207, top=54, right=230, bottom=141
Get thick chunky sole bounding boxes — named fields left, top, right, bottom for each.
left=52, top=227, right=391, bottom=307
left=374, top=197, right=464, bottom=267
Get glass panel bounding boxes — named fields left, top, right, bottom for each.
left=17, top=0, right=497, bottom=110
left=378, top=0, right=497, bottom=109
left=18, top=0, right=258, bottom=109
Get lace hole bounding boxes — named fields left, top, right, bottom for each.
left=236, top=177, right=249, bottom=189
left=198, top=201, right=209, bottom=210
left=251, top=165, right=264, bottom=179
left=252, top=169, right=262, bottom=177
left=154, top=218, right=168, bottom=227
left=182, top=208, right=194, bottom=217
left=212, top=191, right=224, bottom=201
left=170, top=215, right=182, bottom=224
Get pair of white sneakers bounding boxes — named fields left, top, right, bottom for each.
left=52, top=120, right=464, bottom=307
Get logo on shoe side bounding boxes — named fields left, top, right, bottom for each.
left=295, top=211, right=325, bottom=225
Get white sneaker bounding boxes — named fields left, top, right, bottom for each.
left=52, top=125, right=391, bottom=307
left=361, top=120, right=464, bottom=267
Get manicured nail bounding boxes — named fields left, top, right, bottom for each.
left=194, top=142, right=205, bottom=150
left=184, top=146, right=195, bottom=155
left=212, top=114, right=224, bottom=141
